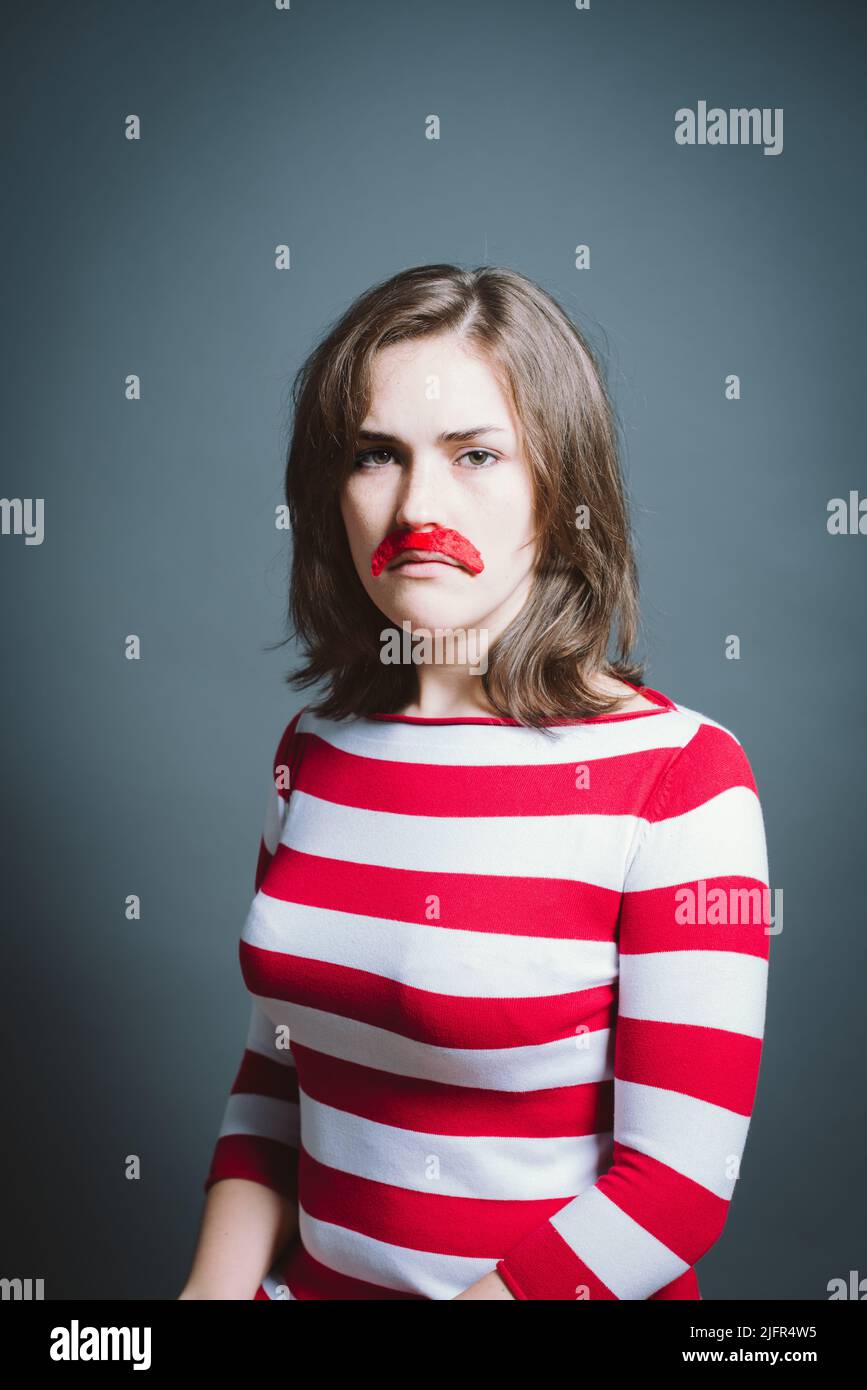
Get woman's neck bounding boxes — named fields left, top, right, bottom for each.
left=393, top=670, right=657, bottom=719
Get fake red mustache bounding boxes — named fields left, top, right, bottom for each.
left=371, top=527, right=484, bottom=578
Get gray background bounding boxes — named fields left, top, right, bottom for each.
left=2, top=0, right=864, bottom=1300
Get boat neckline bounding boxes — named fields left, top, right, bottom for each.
left=363, top=682, right=677, bottom=726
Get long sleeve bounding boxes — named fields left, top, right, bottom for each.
left=202, top=710, right=305, bottom=1200
left=495, top=721, right=772, bottom=1300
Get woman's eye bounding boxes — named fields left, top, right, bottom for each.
left=353, top=447, right=498, bottom=469
left=354, top=449, right=395, bottom=468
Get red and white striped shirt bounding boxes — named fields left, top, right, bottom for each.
left=204, top=685, right=771, bottom=1300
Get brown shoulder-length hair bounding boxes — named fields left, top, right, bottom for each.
left=269, top=262, right=647, bottom=729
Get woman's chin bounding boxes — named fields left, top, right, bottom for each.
left=379, top=602, right=486, bottom=634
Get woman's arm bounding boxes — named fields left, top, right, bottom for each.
left=181, top=711, right=306, bottom=1299
left=180, top=992, right=303, bottom=1300
left=490, top=720, right=772, bottom=1300
left=179, top=1170, right=299, bottom=1300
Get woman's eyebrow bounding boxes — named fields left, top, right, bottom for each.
left=356, top=425, right=510, bottom=445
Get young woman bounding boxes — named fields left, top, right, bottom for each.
left=179, top=264, right=771, bottom=1301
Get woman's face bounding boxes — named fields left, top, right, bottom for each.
left=339, top=334, right=538, bottom=651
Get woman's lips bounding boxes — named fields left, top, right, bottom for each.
left=389, top=549, right=461, bottom=569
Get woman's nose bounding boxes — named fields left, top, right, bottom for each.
left=393, top=457, right=446, bottom=528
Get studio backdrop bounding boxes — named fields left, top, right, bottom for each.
left=2, top=0, right=865, bottom=1306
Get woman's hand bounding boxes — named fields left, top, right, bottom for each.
left=452, top=1270, right=516, bottom=1300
